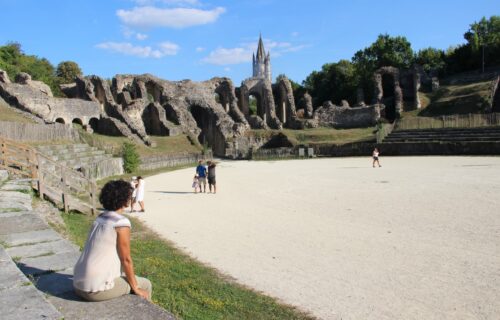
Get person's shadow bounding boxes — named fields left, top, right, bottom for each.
left=152, top=191, right=194, bottom=195
left=17, top=262, right=82, bottom=301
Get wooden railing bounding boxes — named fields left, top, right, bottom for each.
left=0, top=136, right=97, bottom=215
left=396, top=113, right=500, bottom=130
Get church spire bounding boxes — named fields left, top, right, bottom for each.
left=256, top=34, right=265, bottom=62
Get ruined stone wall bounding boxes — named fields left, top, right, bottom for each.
left=0, top=121, right=78, bottom=142
left=314, top=101, right=380, bottom=128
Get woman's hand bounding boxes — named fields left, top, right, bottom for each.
left=133, top=287, right=150, bottom=300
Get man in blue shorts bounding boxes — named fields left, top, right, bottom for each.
left=195, top=160, right=207, bottom=193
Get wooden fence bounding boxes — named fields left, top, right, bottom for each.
left=396, top=113, right=500, bottom=130
left=0, top=136, right=97, bottom=214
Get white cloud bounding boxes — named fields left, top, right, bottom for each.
left=117, top=6, right=226, bottom=29
left=201, top=37, right=308, bottom=66
left=195, top=47, right=205, bottom=52
left=136, top=33, right=148, bottom=40
left=201, top=47, right=253, bottom=65
left=291, top=31, right=299, bottom=37
left=132, top=0, right=201, bottom=6
left=224, top=67, right=231, bottom=72
left=96, top=41, right=179, bottom=58
left=158, top=41, right=180, bottom=55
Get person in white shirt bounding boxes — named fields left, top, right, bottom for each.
left=73, top=180, right=151, bottom=301
left=135, top=176, right=146, bottom=212
left=372, top=147, right=381, bottom=168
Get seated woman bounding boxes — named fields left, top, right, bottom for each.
left=73, top=180, right=151, bottom=301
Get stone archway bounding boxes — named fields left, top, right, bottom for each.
left=274, top=77, right=297, bottom=126
left=55, top=118, right=65, bottom=124
left=142, top=103, right=167, bottom=135
left=374, top=67, right=403, bottom=122
left=72, top=118, right=83, bottom=126
left=89, top=117, right=99, bottom=132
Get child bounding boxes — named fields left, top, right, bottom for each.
left=192, top=175, right=200, bottom=193
left=372, top=148, right=381, bottom=168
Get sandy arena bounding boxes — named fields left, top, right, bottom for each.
left=138, top=156, right=500, bottom=320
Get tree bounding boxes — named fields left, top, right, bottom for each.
left=122, top=142, right=141, bottom=173
left=303, top=60, right=357, bottom=106
left=352, top=34, right=414, bottom=71
left=56, top=61, right=82, bottom=83
left=415, top=47, right=446, bottom=74
left=464, top=16, right=500, bottom=72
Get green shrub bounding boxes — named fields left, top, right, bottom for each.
left=122, top=142, right=141, bottom=173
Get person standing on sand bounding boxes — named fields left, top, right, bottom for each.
left=196, top=160, right=207, bottom=193
left=135, top=176, right=146, bottom=212
left=372, top=148, right=381, bottom=168
left=129, top=177, right=137, bottom=212
left=207, top=161, right=217, bottom=194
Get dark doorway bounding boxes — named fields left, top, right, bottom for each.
left=190, top=105, right=213, bottom=146
left=142, top=104, right=166, bottom=135
left=382, top=74, right=396, bottom=121
left=89, top=118, right=99, bottom=132
left=493, top=85, right=500, bottom=112
left=55, top=118, right=65, bottom=124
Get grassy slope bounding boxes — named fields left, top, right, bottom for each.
left=0, top=97, right=36, bottom=123
left=77, top=127, right=202, bottom=157
left=62, top=212, right=314, bottom=320
left=401, top=79, right=492, bottom=118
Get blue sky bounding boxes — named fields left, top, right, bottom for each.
left=0, top=0, right=497, bottom=85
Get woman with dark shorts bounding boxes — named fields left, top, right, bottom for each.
left=207, top=161, right=217, bottom=194
left=73, top=180, right=151, bottom=301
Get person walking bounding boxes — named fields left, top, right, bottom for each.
left=73, top=180, right=152, bottom=302
left=372, top=148, right=381, bottom=168
left=129, top=176, right=137, bottom=213
left=135, top=176, right=146, bottom=212
left=207, top=161, right=217, bottom=194
left=196, top=160, right=207, bottom=193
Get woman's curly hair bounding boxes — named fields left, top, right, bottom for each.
left=99, top=180, right=133, bottom=211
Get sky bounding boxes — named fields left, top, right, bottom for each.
left=0, top=0, right=498, bottom=85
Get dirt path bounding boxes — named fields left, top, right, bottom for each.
left=138, top=157, right=500, bottom=320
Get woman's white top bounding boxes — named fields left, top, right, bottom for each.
left=135, top=179, right=145, bottom=201
left=73, top=211, right=131, bottom=292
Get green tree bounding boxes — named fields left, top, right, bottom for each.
left=56, top=61, right=82, bottom=83
left=415, top=47, right=446, bottom=74
left=303, top=60, right=357, bottom=106
left=464, top=16, right=500, bottom=72
left=122, top=142, right=141, bottom=173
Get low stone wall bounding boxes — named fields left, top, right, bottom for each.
left=251, top=147, right=296, bottom=160
left=82, top=158, right=124, bottom=180
left=0, top=121, right=78, bottom=142
left=139, top=153, right=209, bottom=171
left=314, top=141, right=500, bottom=157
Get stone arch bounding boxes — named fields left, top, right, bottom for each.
left=239, top=78, right=282, bottom=129
left=142, top=103, right=168, bottom=135
left=274, top=77, right=297, bottom=126
left=374, top=67, right=403, bottom=121
left=187, top=104, right=226, bottom=155
left=55, top=118, right=66, bottom=124
left=248, top=93, right=264, bottom=118
left=144, top=80, right=162, bottom=103
left=72, top=118, right=83, bottom=126
left=89, top=117, right=100, bottom=132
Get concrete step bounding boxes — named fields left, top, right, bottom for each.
left=384, top=136, right=500, bottom=142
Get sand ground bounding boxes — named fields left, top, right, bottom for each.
left=136, top=156, right=500, bottom=320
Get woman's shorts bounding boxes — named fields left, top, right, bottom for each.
left=208, top=176, right=216, bottom=185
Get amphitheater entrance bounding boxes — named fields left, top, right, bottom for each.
left=382, top=74, right=396, bottom=121
left=89, top=117, right=99, bottom=132
left=72, top=118, right=83, bottom=127
left=142, top=104, right=167, bottom=135
left=55, top=118, right=65, bottom=124
left=189, top=105, right=214, bottom=146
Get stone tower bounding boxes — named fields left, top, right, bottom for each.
left=252, top=34, right=272, bottom=82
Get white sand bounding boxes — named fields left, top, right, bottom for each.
left=138, top=157, right=500, bottom=320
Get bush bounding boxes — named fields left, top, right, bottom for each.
left=122, top=142, right=141, bottom=173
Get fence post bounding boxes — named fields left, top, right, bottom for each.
left=90, top=182, right=97, bottom=215
left=60, top=166, right=69, bottom=213
left=36, top=154, right=45, bottom=200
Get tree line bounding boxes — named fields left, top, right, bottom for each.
left=290, top=15, right=500, bottom=107
left=0, top=42, right=82, bottom=97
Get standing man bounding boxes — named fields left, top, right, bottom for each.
left=207, top=161, right=217, bottom=194
left=196, top=160, right=207, bottom=193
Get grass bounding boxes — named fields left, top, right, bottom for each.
left=77, top=127, right=202, bottom=157
left=0, top=97, right=36, bottom=123
left=401, top=80, right=492, bottom=118
left=249, top=127, right=376, bottom=147
left=0, top=207, right=23, bottom=213
left=62, top=212, right=314, bottom=320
